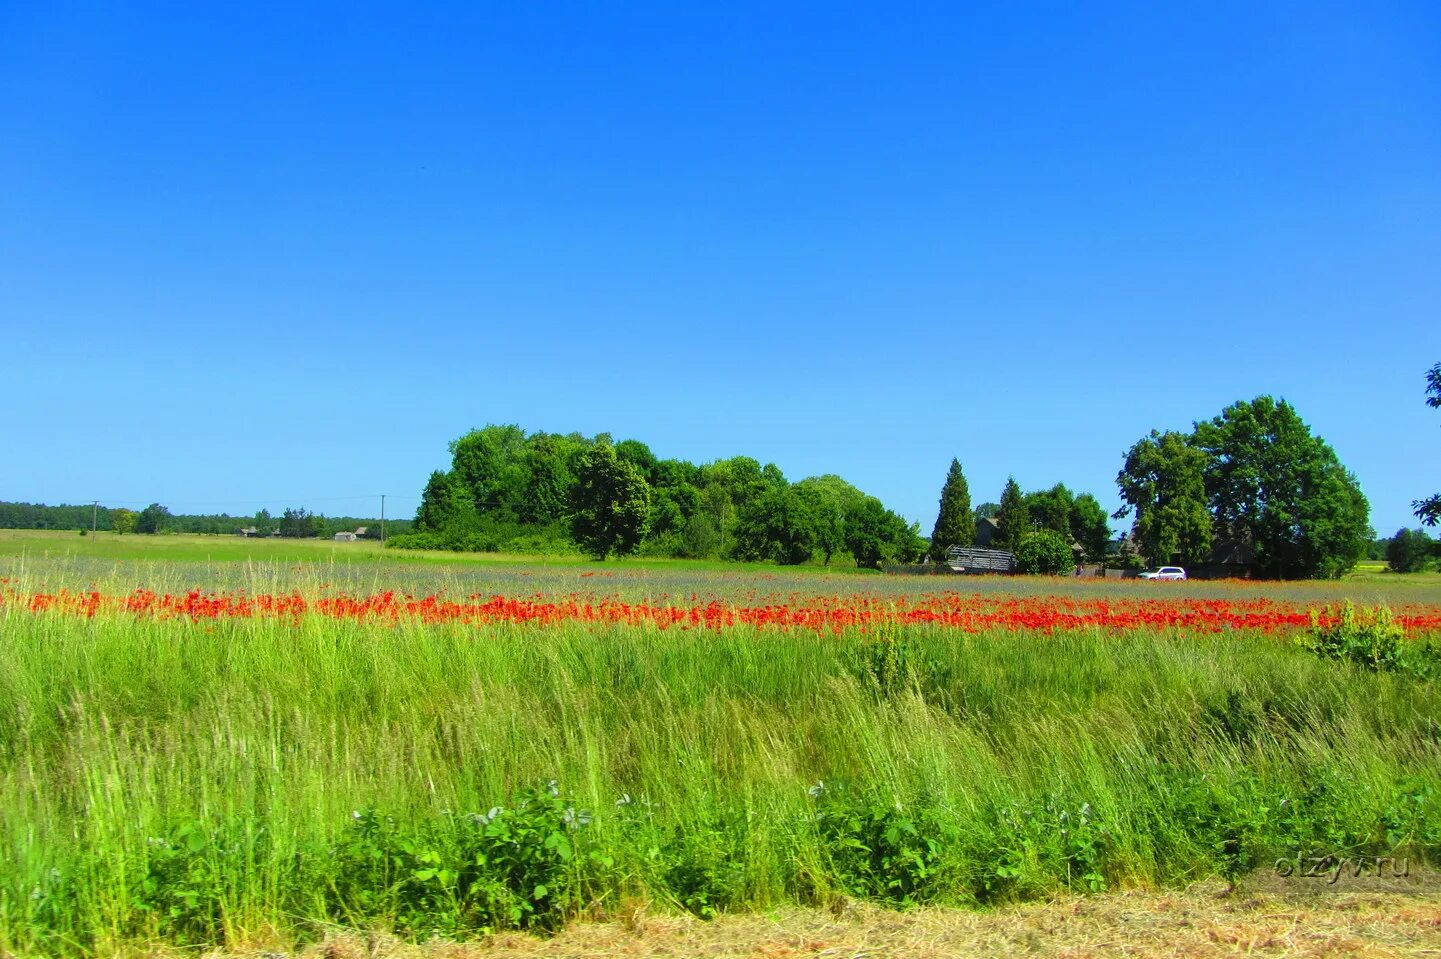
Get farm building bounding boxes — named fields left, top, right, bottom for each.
left=944, top=544, right=1017, bottom=574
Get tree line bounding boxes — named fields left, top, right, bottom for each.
left=392, top=426, right=926, bottom=565
left=933, top=390, right=1421, bottom=580
left=925, top=459, right=1113, bottom=574
left=0, top=502, right=408, bottom=539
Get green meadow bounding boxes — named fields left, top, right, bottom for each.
left=0, top=543, right=1438, bottom=955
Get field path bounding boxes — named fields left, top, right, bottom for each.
left=204, top=888, right=1441, bottom=959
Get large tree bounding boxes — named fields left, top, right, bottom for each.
left=110, top=508, right=137, bottom=535
left=1414, top=362, right=1441, bottom=526
left=136, top=503, right=171, bottom=535
left=1025, top=483, right=1074, bottom=538
left=732, top=485, right=820, bottom=565
left=1069, top=493, right=1111, bottom=563
left=844, top=496, right=924, bottom=569
left=1191, top=396, right=1369, bottom=579
left=995, top=478, right=1029, bottom=553
left=1114, top=430, right=1213, bottom=567
left=415, top=471, right=477, bottom=532
left=1387, top=528, right=1435, bottom=573
left=570, top=441, right=652, bottom=560
left=449, top=424, right=529, bottom=516
left=794, top=474, right=865, bottom=565
left=927, top=459, right=974, bottom=561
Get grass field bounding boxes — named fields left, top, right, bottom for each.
left=0, top=529, right=879, bottom=574
left=0, top=538, right=1439, bottom=956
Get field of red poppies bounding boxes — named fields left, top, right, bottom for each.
left=9, top=578, right=1441, bottom=636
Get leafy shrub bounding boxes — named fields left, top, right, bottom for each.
left=330, top=781, right=602, bottom=937
left=1299, top=601, right=1440, bottom=678
left=135, top=822, right=230, bottom=941
left=610, top=794, right=745, bottom=918
left=810, top=781, right=957, bottom=905
left=1015, top=530, right=1074, bottom=575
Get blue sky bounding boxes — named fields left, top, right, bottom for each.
left=2, top=2, right=1438, bottom=535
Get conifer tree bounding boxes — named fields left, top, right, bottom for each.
left=996, top=477, right=1029, bottom=553
left=928, top=458, right=974, bottom=561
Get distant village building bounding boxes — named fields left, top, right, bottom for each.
left=1190, top=538, right=1256, bottom=579
left=238, top=527, right=259, bottom=537
left=975, top=516, right=1003, bottom=547
left=332, top=527, right=368, bottom=542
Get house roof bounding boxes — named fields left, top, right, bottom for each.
left=1209, top=538, right=1256, bottom=565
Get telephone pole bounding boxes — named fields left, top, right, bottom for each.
left=380, top=494, right=386, bottom=544
left=91, top=501, right=98, bottom=540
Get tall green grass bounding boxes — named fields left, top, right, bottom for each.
left=0, top=570, right=1437, bottom=954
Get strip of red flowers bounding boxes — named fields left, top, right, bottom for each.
left=4, top=586, right=1440, bottom=636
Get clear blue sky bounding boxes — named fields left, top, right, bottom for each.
left=3, top=2, right=1438, bottom=535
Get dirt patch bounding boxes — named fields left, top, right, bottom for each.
left=198, top=886, right=1441, bottom=959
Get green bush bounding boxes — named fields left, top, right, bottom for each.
left=1300, top=601, right=1441, bottom=678
left=810, top=781, right=959, bottom=905
left=1015, top=530, right=1074, bottom=574
left=330, top=781, right=602, bottom=936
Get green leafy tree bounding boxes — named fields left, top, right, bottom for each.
left=570, top=442, right=652, bottom=560
left=1414, top=362, right=1441, bottom=526
left=1069, top=493, right=1111, bottom=563
left=110, top=508, right=137, bottom=535
left=995, top=478, right=1029, bottom=553
left=517, top=433, right=585, bottom=525
left=844, top=496, right=923, bottom=569
left=927, top=459, right=974, bottom=561
left=795, top=475, right=865, bottom=565
left=1114, top=430, right=1213, bottom=567
left=732, top=484, right=820, bottom=565
left=1192, top=396, right=1369, bottom=579
left=973, top=502, right=1000, bottom=520
left=415, top=471, right=477, bottom=532
left=1015, top=529, right=1074, bottom=574
left=449, top=425, right=530, bottom=516
left=136, top=503, right=171, bottom=535
left=1025, top=483, right=1074, bottom=538
left=646, top=459, right=702, bottom=541
left=1386, top=528, right=1435, bottom=573
left=679, top=509, right=722, bottom=558
left=614, top=439, right=659, bottom=484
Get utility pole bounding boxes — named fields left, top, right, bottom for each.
left=91, top=501, right=98, bottom=540
left=380, top=494, right=386, bottom=544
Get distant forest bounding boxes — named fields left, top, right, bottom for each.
left=0, top=501, right=409, bottom=539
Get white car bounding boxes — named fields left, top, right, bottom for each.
left=1139, top=566, right=1187, bottom=581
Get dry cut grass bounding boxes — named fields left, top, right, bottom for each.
left=185, top=884, right=1441, bottom=959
